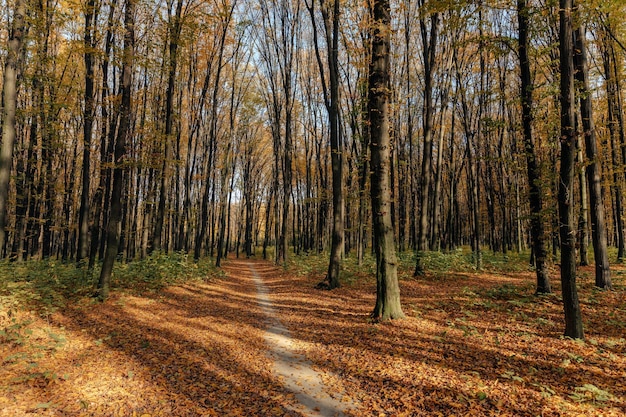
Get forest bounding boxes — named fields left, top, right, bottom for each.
left=1, top=0, right=626, bottom=415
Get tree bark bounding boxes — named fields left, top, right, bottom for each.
left=306, top=0, right=343, bottom=288
left=558, top=0, right=584, bottom=339
left=97, top=0, right=134, bottom=300
left=77, top=0, right=98, bottom=263
left=573, top=26, right=611, bottom=289
left=369, top=0, right=404, bottom=320
left=415, top=6, right=439, bottom=276
left=576, top=135, right=589, bottom=267
left=517, top=0, right=551, bottom=294
left=154, top=0, right=183, bottom=253
left=0, top=0, right=27, bottom=257
left=601, top=21, right=626, bottom=263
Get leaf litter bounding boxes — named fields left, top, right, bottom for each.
left=0, top=260, right=624, bottom=416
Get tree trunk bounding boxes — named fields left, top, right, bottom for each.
left=306, top=0, right=343, bottom=289
left=517, top=0, right=551, bottom=293
left=154, top=0, right=183, bottom=253
left=369, top=0, right=404, bottom=321
left=77, top=0, right=98, bottom=263
left=558, top=0, right=584, bottom=339
left=97, top=0, right=134, bottom=300
left=576, top=135, right=589, bottom=266
left=0, top=0, right=27, bottom=257
left=89, top=1, right=117, bottom=269
left=415, top=7, right=439, bottom=276
left=601, top=23, right=626, bottom=262
left=573, top=26, right=611, bottom=289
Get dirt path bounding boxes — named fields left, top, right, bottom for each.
left=238, top=260, right=354, bottom=417
left=2, top=258, right=359, bottom=416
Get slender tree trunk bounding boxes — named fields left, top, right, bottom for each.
left=558, top=0, right=584, bottom=339
left=306, top=0, right=343, bottom=288
left=215, top=143, right=232, bottom=267
left=154, top=0, right=183, bottom=252
left=573, top=26, right=611, bottom=289
left=517, top=0, right=551, bottom=293
left=415, top=7, right=439, bottom=276
left=369, top=0, right=404, bottom=320
left=97, top=0, right=134, bottom=300
left=576, top=136, right=589, bottom=266
left=0, top=0, right=27, bottom=257
left=601, top=24, right=625, bottom=262
left=431, top=109, right=447, bottom=252
left=77, top=0, right=98, bottom=263
left=89, top=1, right=117, bottom=269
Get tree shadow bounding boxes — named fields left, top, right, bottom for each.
left=248, top=259, right=626, bottom=416
left=42, top=261, right=325, bottom=416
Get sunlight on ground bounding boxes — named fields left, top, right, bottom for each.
left=1, top=260, right=625, bottom=416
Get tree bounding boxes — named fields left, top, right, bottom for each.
left=256, top=0, right=301, bottom=265
left=414, top=0, right=439, bottom=276
left=573, top=24, right=611, bottom=290
left=599, top=11, right=626, bottom=263
left=305, top=0, right=343, bottom=289
left=153, top=0, right=184, bottom=253
left=558, top=0, right=584, bottom=339
left=0, top=0, right=27, bottom=257
left=369, top=0, right=404, bottom=320
left=77, top=0, right=98, bottom=263
left=517, top=0, right=551, bottom=294
left=97, top=0, right=134, bottom=300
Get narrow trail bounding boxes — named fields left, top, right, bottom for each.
left=225, top=259, right=354, bottom=417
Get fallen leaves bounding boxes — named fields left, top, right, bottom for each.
left=1, top=259, right=625, bottom=416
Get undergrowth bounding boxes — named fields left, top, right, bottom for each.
left=0, top=252, right=220, bottom=315
left=290, top=247, right=536, bottom=285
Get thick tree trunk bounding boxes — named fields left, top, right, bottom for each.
left=325, top=0, right=344, bottom=289
left=0, top=0, right=27, bottom=257
left=369, top=0, right=404, bottom=321
left=558, top=0, right=584, bottom=339
left=517, top=0, right=551, bottom=293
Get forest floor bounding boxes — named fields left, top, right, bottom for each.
left=1, top=256, right=625, bottom=416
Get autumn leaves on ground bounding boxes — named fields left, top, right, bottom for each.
left=1, top=253, right=625, bottom=416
